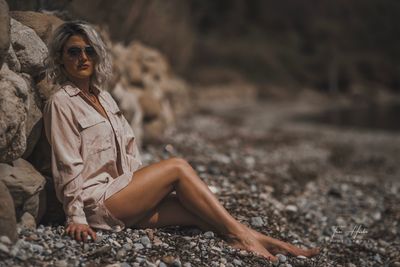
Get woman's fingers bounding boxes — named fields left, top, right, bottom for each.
left=87, top=227, right=97, bottom=241
left=65, top=223, right=96, bottom=242
left=75, top=228, right=82, bottom=242
left=82, top=231, right=88, bottom=242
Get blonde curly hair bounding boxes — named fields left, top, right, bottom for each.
left=45, top=20, right=112, bottom=90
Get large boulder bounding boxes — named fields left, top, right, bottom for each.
left=0, top=66, right=42, bottom=162
left=10, top=11, right=64, bottom=45
left=20, top=74, right=43, bottom=159
left=111, top=83, right=143, bottom=146
left=0, top=0, right=10, bottom=68
left=35, top=74, right=56, bottom=101
left=10, top=18, right=48, bottom=77
left=0, top=158, right=46, bottom=222
left=112, top=42, right=190, bottom=143
left=0, top=180, right=17, bottom=243
left=0, top=65, right=28, bottom=163
left=5, top=44, right=21, bottom=72
left=118, top=42, right=170, bottom=87
left=140, top=90, right=163, bottom=121
left=160, top=77, right=191, bottom=118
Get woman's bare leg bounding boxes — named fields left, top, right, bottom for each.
left=134, top=193, right=319, bottom=258
left=104, top=158, right=276, bottom=261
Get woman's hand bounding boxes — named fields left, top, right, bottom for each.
left=65, top=223, right=97, bottom=242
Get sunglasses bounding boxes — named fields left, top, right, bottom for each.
left=65, top=45, right=96, bottom=59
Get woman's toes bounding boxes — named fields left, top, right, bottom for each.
left=297, top=247, right=320, bottom=257
left=308, top=247, right=321, bottom=256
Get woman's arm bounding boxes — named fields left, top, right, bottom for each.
left=43, top=96, right=95, bottom=241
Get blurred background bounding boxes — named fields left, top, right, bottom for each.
left=7, top=0, right=400, bottom=97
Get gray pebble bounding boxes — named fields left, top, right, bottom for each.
left=31, top=244, right=44, bottom=253
left=374, top=254, right=382, bottom=263
left=55, top=242, right=65, bottom=249
left=120, top=263, right=132, bottom=267
left=233, top=259, right=242, bottom=266
left=113, top=240, right=122, bottom=247
left=83, top=243, right=90, bottom=251
left=54, top=260, right=68, bottom=267
left=204, top=231, right=215, bottom=238
left=0, top=243, right=10, bottom=254
left=133, top=243, right=144, bottom=250
left=159, top=262, right=168, bottom=267
left=123, top=243, right=133, bottom=250
left=0, top=236, right=12, bottom=245
left=277, top=253, right=287, bottom=263
left=285, top=205, right=298, bottom=213
left=250, top=217, right=264, bottom=227
left=95, top=235, right=104, bottom=243
left=141, top=236, right=151, bottom=246
left=172, top=259, right=182, bottom=267
left=117, top=249, right=127, bottom=260
left=135, top=256, right=146, bottom=263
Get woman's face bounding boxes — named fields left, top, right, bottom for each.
left=61, top=34, right=96, bottom=82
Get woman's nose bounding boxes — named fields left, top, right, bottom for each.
left=79, top=51, right=89, bottom=61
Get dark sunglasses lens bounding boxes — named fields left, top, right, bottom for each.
left=67, top=47, right=82, bottom=57
left=66, top=46, right=96, bottom=58
left=84, top=47, right=96, bottom=57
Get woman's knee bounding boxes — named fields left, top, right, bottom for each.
left=168, top=157, right=192, bottom=175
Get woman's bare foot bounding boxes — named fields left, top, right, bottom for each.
left=224, top=227, right=278, bottom=262
left=249, top=229, right=320, bottom=257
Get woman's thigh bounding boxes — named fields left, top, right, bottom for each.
left=104, top=158, right=184, bottom=225
left=133, top=193, right=211, bottom=230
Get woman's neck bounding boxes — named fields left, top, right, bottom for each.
left=69, top=77, right=91, bottom=93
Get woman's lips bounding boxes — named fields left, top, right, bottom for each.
left=78, top=64, right=90, bottom=70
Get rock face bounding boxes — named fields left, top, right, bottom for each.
left=10, top=11, right=63, bottom=45
left=0, top=0, right=10, bottom=68
left=113, top=42, right=190, bottom=143
left=111, top=83, right=144, bottom=146
left=0, top=159, right=46, bottom=221
left=5, top=44, right=21, bottom=72
left=21, top=74, right=43, bottom=159
left=0, top=65, right=28, bottom=163
left=0, top=65, right=42, bottom=163
left=10, top=18, right=48, bottom=77
left=0, top=180, right=17, bottom=243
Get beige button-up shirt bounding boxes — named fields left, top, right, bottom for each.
left=43, top=82, right=142, bottom=228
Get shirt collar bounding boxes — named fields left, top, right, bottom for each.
left=62, top=81, right=102, bottom=97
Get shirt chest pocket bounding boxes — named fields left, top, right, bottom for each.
left=78, top=115, right=113, bottom=156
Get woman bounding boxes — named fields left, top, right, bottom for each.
left=43, top=21, right=319, bottom=262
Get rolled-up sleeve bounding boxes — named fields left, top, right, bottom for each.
left=43, top=97, right=88, bottom=225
